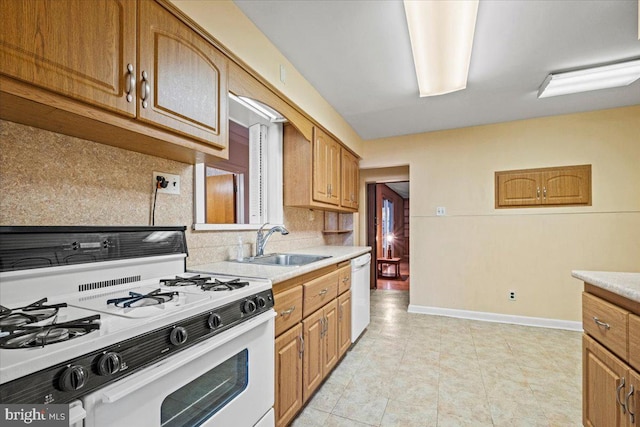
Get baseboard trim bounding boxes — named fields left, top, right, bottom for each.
left=407, top=304, right=582, bottom=331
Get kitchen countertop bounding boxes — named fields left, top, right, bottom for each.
left=572, top=270, right=640, bottom=303
left=189, top=245, right=371, bottom=284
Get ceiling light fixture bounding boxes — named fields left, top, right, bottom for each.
left=403, top=0, right=479, bottom=97
left=537, top=59, right=640, bottom=98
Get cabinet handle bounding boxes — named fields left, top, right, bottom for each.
left=298, top=334, right=304, bottom=359
left=318, top=288, right=329, bottom=296
left=279, top=306, right=296, bottom=316
left=339, top=305, right=343, bottom=320
left=319, top=318, right=325, bottom=337
left=536, top=187, right=540, bottom=199
left=125, top=64, right=135, bottom=103
left=543, top=186, right=547, bottom=199
left=627, top=385, right=635, bottom=424
left=328, top=184, right=332, bottom=197
left=140, top=70, right=150, bottom=109
left=593, top=316, right=611, bottom=330
left=342, top=277, right=349, bottom=283
left=617, top=377, right=627, bottom=414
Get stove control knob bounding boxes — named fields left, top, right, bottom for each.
left=208, top=313, right=222, bottom=329
left=242, top=299, right=257, bottom=314
left=170, top=326, right=188, bottom=346
left=255, top=296, right=267, bottom=309
left=97, top=352, right=122, bottom=376
left=59, top=365, right=88, bottom=392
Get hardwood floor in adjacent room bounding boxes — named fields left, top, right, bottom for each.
left=376, top=258, right=409, bottom=291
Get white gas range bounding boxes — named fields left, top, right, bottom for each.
left=0, top=226, right=275, bottom=427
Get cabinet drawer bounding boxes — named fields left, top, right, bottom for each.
left=303, top=271, right=339, bottom=317
left=338, top=265, right=351, bottom=295
left=582, top=293, right=628, bottom=360
left=629, top=313, right=640, bottom=371
left=274, top=286, right=303, bottom=337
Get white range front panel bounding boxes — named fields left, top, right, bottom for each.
left=82, top=311, right=275, bottom=427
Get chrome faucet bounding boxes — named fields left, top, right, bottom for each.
left=255, top=223, right=289, bottom=257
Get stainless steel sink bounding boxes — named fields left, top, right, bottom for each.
left=234, top=253, right=331, bottom=266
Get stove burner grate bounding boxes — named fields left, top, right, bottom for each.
left=160, top=275, right=212, bottom=287
left=0, top=315, right=100, bottom=349
left=107, top=289, right=179, bottom=308
left=200, top=278, right=250, bottom=292
left=0, top=298, right=68, bottom=329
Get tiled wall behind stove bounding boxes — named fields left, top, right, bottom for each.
left=0, top=120, right=353, bottom=266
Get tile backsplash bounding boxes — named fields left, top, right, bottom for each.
left=0, top=120, right=353, bottom=267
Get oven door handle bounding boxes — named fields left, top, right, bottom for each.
left=100, top=310, right=275, bottom=404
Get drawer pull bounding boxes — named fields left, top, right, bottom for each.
left=318, top=288, right=329, bottom=296
left=593, top=317, right=611, bottom=330
left=342, top=278, right=349, bottom=283
left=627, top=385, right=635, bottom=424
left=279, top=306, right=296, bottom=316
left=617, top=377, right=627, bottom=414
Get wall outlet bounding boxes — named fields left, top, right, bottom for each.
left=436, top=206, right=446, bottom=216
left=153, top=172, right=180, bottom=195
left=508, top=290, right=517, bottom=301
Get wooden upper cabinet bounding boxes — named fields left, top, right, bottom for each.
left=0, top=0, right=137, bottom=116
left=495, top=164, right=591, bottom=208
left=138, top=0, right=227, bottom=149
left=284, top=124, right=356, bottom=213
left=312, top=127, right=341, bottom=206
left=341, top=148, right=359, bottom=210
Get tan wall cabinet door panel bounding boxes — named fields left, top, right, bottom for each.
left=0, top=0, right=136, bottom=116
left=138, top=0, right=227, bottom=149
left=338, top=290, right=352, bottom=358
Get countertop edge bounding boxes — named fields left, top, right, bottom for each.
left=572, top=270, right=640, bottom=303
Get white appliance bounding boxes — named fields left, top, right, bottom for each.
left=0, top=226, right=275, bottom=427
left=350, top=253, right=371, bottom=342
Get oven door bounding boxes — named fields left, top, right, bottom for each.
left=82, top=310, right=275, bottom=427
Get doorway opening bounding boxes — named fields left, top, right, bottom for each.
left=366, top=181, right=410, bottom=291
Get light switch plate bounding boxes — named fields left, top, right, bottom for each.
left=436, top=207, right=446, bottom=216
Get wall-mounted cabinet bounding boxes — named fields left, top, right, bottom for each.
left=0, top=0, right=228, bottom=163
left=495, top=164, right=591, bottom=208
left=283, top=124, right=359, bottom=213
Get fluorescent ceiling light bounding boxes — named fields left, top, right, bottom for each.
left=538, top=59, right=640, bottom=98
left=403, top=0, right=479, bottom=97
left=229, top=93, right=286, bottom=122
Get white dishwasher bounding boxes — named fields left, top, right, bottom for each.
left=351, top=253, right=371, bottom=342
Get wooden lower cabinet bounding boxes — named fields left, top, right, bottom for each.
left=583, top=335, right=629, bottom=427
left=303, top=300, right=338, bottom=402
left=338, top=290, right=352, bottom=358
left=275, top=324, right=303, bottom=427
left=274, top=265, right=353, bottom=426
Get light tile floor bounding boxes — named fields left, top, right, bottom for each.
left=292, top=290, right=582, bottom=427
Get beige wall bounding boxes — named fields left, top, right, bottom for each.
left=170, top=0, right=364, bottom=156
left=0, top=120, right=352, bottom=267
left=360, top=106, right=640, bottom=322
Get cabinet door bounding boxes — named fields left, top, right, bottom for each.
left=628, top=370, right=639, bottom=427
left=323, top=299, right=339, bottom=374
left=341, top=149, right=359, bottom=210
left=0, top=0, right=136, bottom=116
left=542, top=165, right=591, bottom=205
left=302, top=308, right=324, bottom=403
left=275, top=324, right=303, bottom=427
left=312, top=127, right=340, bottom=206
left=583, top=335, right=628, bottom=427
left=629, top=314, right=640, bottom=372
left=495, top=171, right=541, bottom=207
left=338, top=290, right=352, bottom=358
left=138, top=0, right=227, bottom=149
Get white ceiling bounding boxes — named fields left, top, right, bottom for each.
left=385, top=181, right=410, bottom=199
left=234, top=0, right=640, bottom=140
